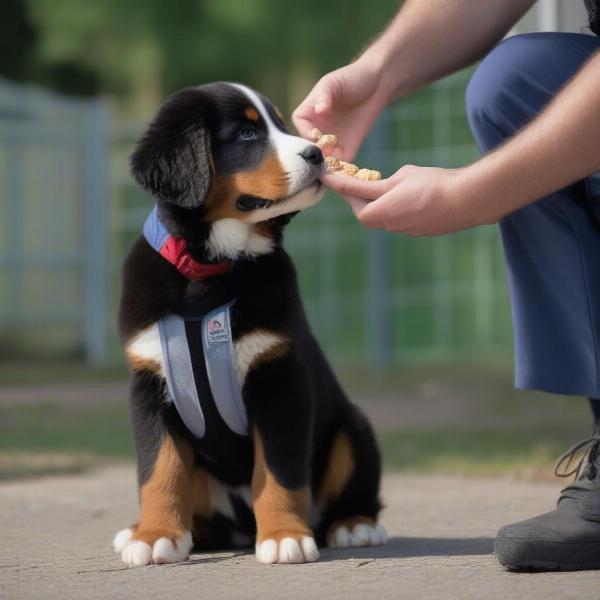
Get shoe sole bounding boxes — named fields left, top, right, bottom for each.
left=496, top=538, right=600, bottom=572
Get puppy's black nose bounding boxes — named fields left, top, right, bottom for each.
left=299, top=145, right=324, bottom=165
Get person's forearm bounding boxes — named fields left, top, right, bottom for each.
left=459, top=49, right=600, bottom=224
left=362, top=0, right=535, bottom=101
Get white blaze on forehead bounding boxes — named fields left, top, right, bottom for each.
left=231, top=83, right=318, bottom=196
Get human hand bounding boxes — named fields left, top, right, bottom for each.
left=292, top=56, right=390, bottom=162
left=324, top=164, right=497, bottom=236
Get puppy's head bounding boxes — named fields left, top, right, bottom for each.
left=131, top=82, right=325, bottom=225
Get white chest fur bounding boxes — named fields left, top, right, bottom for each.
left=206, top=219, right=273, bottom=260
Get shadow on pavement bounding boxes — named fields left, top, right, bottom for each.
left=101, top=536, right=495, bottom=570
left=318, top=536, right=495, bottom=562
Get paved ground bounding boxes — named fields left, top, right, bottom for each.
left=2, top=466, right=600, bottom=599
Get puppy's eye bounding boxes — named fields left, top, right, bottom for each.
left=239, top=125, right=256, bottom=140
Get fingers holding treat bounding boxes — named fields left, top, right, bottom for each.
left=323, top=171, right=390, bottom=201
left=313, top=130, right=381, bottom=181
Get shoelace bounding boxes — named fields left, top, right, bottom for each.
left=554, top=436, right=600, bottom=478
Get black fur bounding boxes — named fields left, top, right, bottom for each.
left=120, top=82, right=382, bottom=549
left=130, top=89, right=213, bottom=208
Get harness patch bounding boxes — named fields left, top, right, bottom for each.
left=202, top=302, right=248, bottom=436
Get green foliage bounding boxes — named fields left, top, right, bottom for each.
left=0, top=0, right=37, bottom=81
left=12, top=0, right=401, bottom=107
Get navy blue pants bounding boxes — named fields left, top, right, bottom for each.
left=466, top=33, right=600, bottom=397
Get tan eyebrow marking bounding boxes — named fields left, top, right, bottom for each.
left=245, top=107, right=259, bottom=122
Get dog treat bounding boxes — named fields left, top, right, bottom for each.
left=309, top=127, right=323, bottom=141
left=355, top=168, right=381, bottom=181
left=312, top=129, right=381, bottom=180
left=324, top=156, right=340, bottom=171
left=338, top=161, right=359, bottom=176
left=315, top=134, right=337, bottom=150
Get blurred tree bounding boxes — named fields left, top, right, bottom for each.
left=0, top=0, right=37, bottom=82
left=7, top=0, right=401, bottom=114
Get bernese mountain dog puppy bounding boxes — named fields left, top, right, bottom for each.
left=112, top=82, right=386, bottom=566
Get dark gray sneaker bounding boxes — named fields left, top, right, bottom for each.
left=495, top=435, right=600, bottom=571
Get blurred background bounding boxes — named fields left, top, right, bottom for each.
left=0, top=0, right=593, bottom=480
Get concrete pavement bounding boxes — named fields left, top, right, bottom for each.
left=2, top=465, right=599, bottom=599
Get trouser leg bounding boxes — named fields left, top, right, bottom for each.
left=466, top=32, right=600, bottom=397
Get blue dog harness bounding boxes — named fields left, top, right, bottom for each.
left=144, top=207, right=248, bottom=440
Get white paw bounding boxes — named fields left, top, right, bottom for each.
left=256, top=536, right=319, bottom=564
left=329, top=523, right=387, bottom=548
left=112, top=528, right=134, bottom=553
left=121, top=540, right=153, bottom=566
left=119, top=531, right=193, bottom=566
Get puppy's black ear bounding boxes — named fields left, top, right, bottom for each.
left=130, top=89, right=213, bottom=208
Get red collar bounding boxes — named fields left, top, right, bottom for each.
left=159, top=236, right=230, bottom=280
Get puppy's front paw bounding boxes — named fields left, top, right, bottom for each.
left=112, top=527, right=135, bottom=553
left=327, top=517, right=387, bottom=548
left=114, top=529, right=193, bottom=566
left=255, top=534, right=319, bottom=564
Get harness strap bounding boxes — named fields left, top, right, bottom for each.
left=157, top=301, right=248, bottom=439
left=158, top=314, right=206, bottom=439
left=202, top=301, right=248, bottom=436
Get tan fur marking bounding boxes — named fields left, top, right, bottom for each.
left=255, top=221, right=272, bottom=238
left=234, top=151, right=289, bottom=202
left=244, top=107, right=259, bottom=122
left=125, top=352, right=162, bottom=375
left=242, top=329, right=290, bottom=374
left=252, top=427, right=311, bottom=543
left=133, top=436, right=195, bottom=545
left=191, top=468, right=211, bottom=518
left=327, top=516, right=376, bottom=546
left=203, top=152, right=289, bottom=222
left=316, top=431, right=355, bottom=508
left=203, top=174, right=241, bottom=221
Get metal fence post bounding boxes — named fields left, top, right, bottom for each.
left=364, top=111, right=391, bottom=367
left=6, top=138, right=24, bottom=329
left=82, top=98, right=109, bottom=364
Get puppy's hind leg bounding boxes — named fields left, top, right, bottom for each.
left=315, top=408, right=387, bottom=549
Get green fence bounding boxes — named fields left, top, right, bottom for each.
left=109, top=70, right=514, bottom=367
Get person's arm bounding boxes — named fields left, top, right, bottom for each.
left=324, top=49, right=600, bottom=236
left=366, top=0, right=535, bottom=100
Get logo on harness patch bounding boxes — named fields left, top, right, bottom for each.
left=207, top=318, right=228, bottom=344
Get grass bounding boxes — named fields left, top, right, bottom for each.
left=0, top=393, right=582, bottom=481
left=0, top=402, right=133, bottom=459
left=379, top=428, right=572, bottom=477
left=0, top=401, right=133, bottom=478
left=0, top=361, right=128, bottom=386
left=0, top=360, right=590, bottom=480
